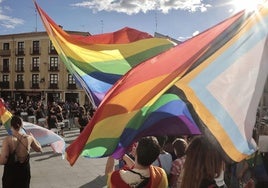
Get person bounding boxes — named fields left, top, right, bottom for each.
left=46, top=104, right=58, bottom=131
left=169, top=138, right=188, bottom=188
left=35, top=101, right=47, bottom=127
left=0, top=115, right=42, bottom=188
left=54, top=102, right=65, bottom=136
left=107, top=136, right=168, bottom=188
left=78, top=106, right=90, bottom=133
left=152, top=136, right=173, bottom=177
left=180, top=136, right=225, bottom=188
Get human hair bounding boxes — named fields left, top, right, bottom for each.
left=172, top=138, right=188, bottom=158
left=156, top=135, right=168, bottom=148
left=79, top=106, right=86, bottom=114
left=136, top=136, right=161, bottom=166
left=181, top=136, right=223, bottom=188
left=10, top=115, right=23, bottom=130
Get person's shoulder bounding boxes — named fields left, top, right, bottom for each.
left=3, top=135, right=12, bottom=143
left=150, top=165, right=166, bottom=174
left=200, top=179, right=218, bottom=188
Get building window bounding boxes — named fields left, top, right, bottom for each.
left=17, top=42, right=24, bottom=55
left=2, top=59, right=9, bottom=72
left=50, top=41, right=55, bottom=50
left=68, top=74, right=76, bottom=84
left=32, top=74, right=39, bottom=89
left=32, top=74, right=39, bottom=84
left=67, top=74, right=76, bottom=89
left=49, top=41, right=57, bottom=54
left=3, top=75, right=9, bottom=82
left=15, top=74, right=24, bottom=89
left=32, top=57, right=39, bottom=71
left=16, top=58, right=24, bottom=72
left=32, top=41, right=40, bottom=54
left=17, top=74, right=24, bottom=82
left=50, top=57, right=58, bottom=71
left=49, top=74, right=58, bottom=89
left=50, top=74, right=58, bottom=84
left=3, top=43, right=9, bottom=50
left=1, top=75, right=9, bottom=88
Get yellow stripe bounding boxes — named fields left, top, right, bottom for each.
left=1, top=111, right=12, bottom=124
left=176, top=83, right=247, bottom=162
left=51, top=26, right=172, bottom=63
left=88, top=110, right=138, bottom=141
left=175, top=9, right=268, bottom=162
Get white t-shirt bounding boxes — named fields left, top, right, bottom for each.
left=152, top=151, right=172, bottom=175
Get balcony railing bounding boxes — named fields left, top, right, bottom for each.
left=31, top=83, right=40, bottom=89
left=49, top=83, right=58, bottom=89
left=49, top=67, right=59, bottom=72
left=0, top=81, right=10, bottom=89
left=0, top=49, right=11, bottom=56
left=14, top=81, right=24, bottom=89
left=30, top=47, right=41, bottom=55
left=31, top=67, right=40, bottom=72
left=1, top=68, right=10, bottom=73
left=15, top=48, right=25, bottom=56
left=48, top=48, right=58, bottom=55
left=67, top=84, right=77, bottom=89
left=15, top=68, right=24, bottom=72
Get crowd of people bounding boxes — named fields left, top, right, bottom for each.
left=1, top=98, right=268, bottom=187
left=3, top=98, right=95, bottom=136
left=105, top=135, right=268, bottom=188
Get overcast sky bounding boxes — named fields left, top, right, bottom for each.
left=0, top=0, right=262, bottom=41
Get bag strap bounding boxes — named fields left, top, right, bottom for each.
left=128, top=169, right=150, bottom=188
left=16, top=135, right=29, bottom=152
left=128, top=169, right=148, bottom=180
left=157, top=157, right=162, bottom=168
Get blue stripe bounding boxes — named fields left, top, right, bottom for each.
left=189, top=12, right=268, bottom=154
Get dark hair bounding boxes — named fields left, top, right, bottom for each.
left=136, top=136, right=161, bottom=166
left=156, top=136, right=168, bottom=148
left=172, top=138, right=188, bottom=158
left=10, top=115, right=23, bottom=130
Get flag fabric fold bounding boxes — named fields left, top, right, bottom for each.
left=0, top=98, right=65, bottom=154
left=34, top=1, right=175, bottom=107
left=65, top=8, right=252, bottom=165
left=35, top=0, right=268, bottom=166
left=176, top=5, right=268, bottom=162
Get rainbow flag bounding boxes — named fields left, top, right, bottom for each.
left=67, top=4, right=268, bottom=165
left=0, top=99, right=65, bottom=154
left=65, top=7, right=256, bottom=165
left=34, top=1, right=175, bottom=107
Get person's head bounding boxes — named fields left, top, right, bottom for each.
left=172, top=138, right=188, bottom=158
left=10, top=115, right=23, bottom=131
left=79, top=106, right=86, bottom=114
left=156, top=135, right=168, bottom=148
left=181, top=136, right=224, bottom=188
left=135, top=136, right=161, bottom=167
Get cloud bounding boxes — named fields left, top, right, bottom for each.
left=192, top=30, right=199, bottom=36
left=0, top=3, right=24, bottom=29
left=71, top=0, right=211, bottom=15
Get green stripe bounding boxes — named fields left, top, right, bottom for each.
left=60, top=43, right=174, bottom=75
left=82, top=137, right=119, bottom=157
left=126, top=43, right=174, bottom=67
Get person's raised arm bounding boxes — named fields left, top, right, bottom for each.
left=122, top=154, right=135, bottom=168
left=105, top=156, right=115, bottom=175
left=0, top=138, right=10, bottom=165
left=29, top=134, right=42, bottom=153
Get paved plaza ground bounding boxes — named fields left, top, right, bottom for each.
left=0, top=126, right=109, bottom=188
